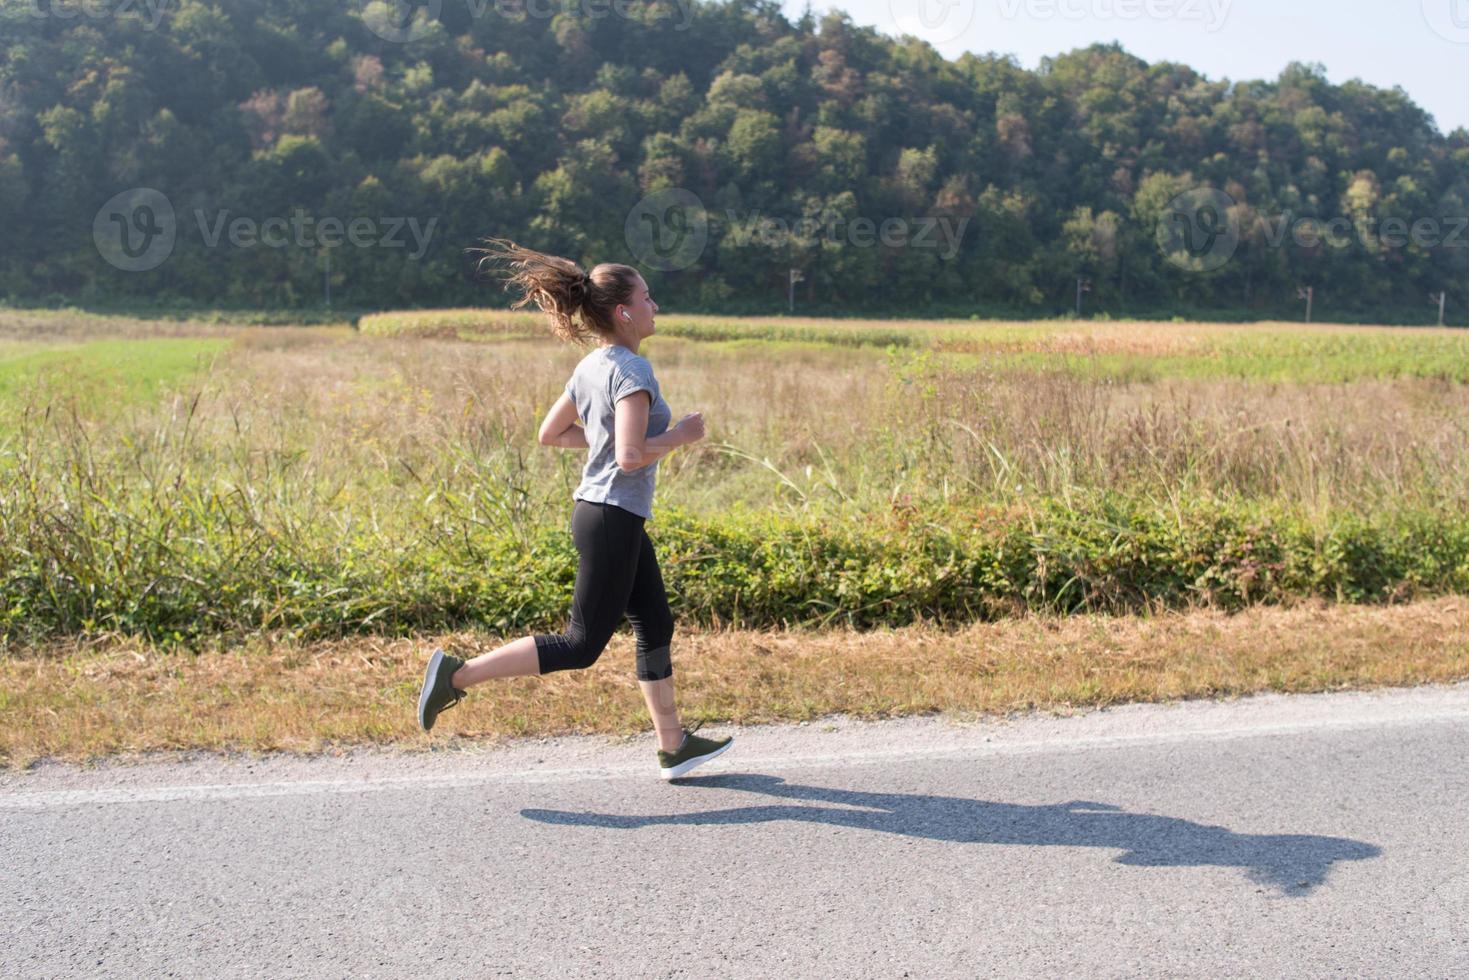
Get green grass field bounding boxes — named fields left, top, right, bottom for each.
left=0, top=337, right=230, bottom=410
left=363, top=310, right=1469, bottom=382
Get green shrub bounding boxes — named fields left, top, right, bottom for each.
left=1, top=473, right=1465, bottom=644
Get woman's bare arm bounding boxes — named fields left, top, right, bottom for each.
left=615, top=391, right=693, bottom=472
left=538, top=393, right=589, bottom=449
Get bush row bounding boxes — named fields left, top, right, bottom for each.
left=1, top=491, right=1465, bottom=644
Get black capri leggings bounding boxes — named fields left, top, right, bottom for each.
left=533, top=499, right=675, bottom=681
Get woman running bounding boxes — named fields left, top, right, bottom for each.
left=416, top=239, right=733, bottom=780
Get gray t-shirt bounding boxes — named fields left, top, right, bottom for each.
left=564, top=345, right=673, bottom=520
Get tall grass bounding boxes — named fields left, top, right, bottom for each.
left=0, top=320, right=1465, bottom=644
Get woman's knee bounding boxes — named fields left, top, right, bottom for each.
left=538, top=630, right=610, bottom=673
left=647, top=606, right=675, bottom=649
left=565, top=642, right=606, bottom=671
left=628, top=604, right=674, bottom=651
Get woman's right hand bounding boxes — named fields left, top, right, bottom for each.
left=674, top=411, right=706, bottom=445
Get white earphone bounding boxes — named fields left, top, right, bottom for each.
left=621, top=311, right=631, bottom=321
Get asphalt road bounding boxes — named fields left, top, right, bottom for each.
left=4, top=682, right=1468, bottom=978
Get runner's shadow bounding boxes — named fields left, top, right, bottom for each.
left=521, top=774, right=1380, bottom=896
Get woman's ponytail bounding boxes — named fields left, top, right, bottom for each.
left=470, top=238, right=638, bottom=346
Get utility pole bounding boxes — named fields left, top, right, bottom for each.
left=1076, top=277, right=1092, bottom=318
left=1430, top=290, right=1446, bottom=327
left=1298, top=285, right=1313, bottom=323
left=788, top=268, right=804, bottom=314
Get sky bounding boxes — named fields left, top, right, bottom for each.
left=783, top=0, right=1469, bottom=135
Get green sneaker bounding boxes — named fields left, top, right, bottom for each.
left=418, top=649, right=467, bottom=732
left=657, top=723, right=733, bottom=780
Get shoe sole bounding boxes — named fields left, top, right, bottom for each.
left=660, top=738, right=733, bottom=780
left=418, top=649, right=447, bottom=732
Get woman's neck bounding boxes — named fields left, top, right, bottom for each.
left=600, top=330, right=640, bottom=355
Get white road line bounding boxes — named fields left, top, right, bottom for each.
left=3, top=706, right=1466, bottom=810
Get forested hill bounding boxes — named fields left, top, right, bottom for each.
left=2, top=0, right=1466, bottom=321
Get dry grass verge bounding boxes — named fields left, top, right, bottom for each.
left=4, top=597, right=1468, bottom=768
